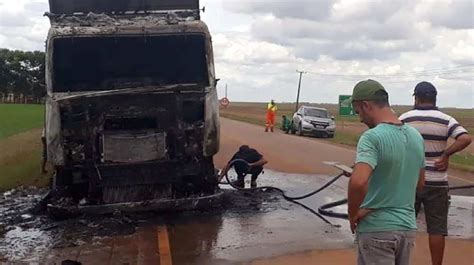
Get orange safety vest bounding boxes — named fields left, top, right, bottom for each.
left=266, top=103, right=277, bottom=125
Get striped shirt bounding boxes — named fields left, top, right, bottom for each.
left=400, top=106, right=468, bottom=186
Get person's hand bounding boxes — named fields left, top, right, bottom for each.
left=434, top=154, right=449, bottom=171
left=349, top=215, right=358, bottom=234
left=349, top=209, right=372, bottom=234
left=357, top=208, right=372, bottom=220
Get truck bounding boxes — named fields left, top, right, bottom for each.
left=43, top=0, right=222, bottom=215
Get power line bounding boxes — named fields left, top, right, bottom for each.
left=236, top=64, right=474, bottom=81
left=306, top=65, right=474, bottom=79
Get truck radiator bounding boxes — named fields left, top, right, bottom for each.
left=102, top=132, right=167, bottom=163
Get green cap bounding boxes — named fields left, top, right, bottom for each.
left=350, top=79, right=388, bottom=102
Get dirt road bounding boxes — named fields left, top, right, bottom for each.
left=216, top=118, right=473, bottom=265
left=216, top=118, right=473, bottom=192
left=216, top=118, right=355, bottom=175
left=1, top=118, right=472, bottom=264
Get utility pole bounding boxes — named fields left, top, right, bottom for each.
left=225, top=83, right=228, bottom=98
left=295, top=70, right=306, bottom=113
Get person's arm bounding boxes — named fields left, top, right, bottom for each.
left=249, top=157, right=268, bottom=168
left=435, top=134, right=471, bottom=170
left=218, top=153, right=238, bottom=181
left=348, top=163, right=372, bottom=233
left=417, top=168, right=425, bottom=192
left=218, top=163, right=232, bottom=182
left=348, top=132, right=378, bottom=233
left=248, top=149, right=268, bottom=168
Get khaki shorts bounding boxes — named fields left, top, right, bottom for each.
left=415, top=186, right=449, bottom=236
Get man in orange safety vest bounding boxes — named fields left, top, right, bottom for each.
left=265, top=100, right=277, bottom=132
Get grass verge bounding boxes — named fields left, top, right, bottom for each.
left=451, top=153, right=474, bottom=172
left=0, top=129, right=51, bottom=192
left=332, top=130, right=360, bottom=146
left=0, top=148, right=50, bottom=192
left=0, top=104, right=44, bottom=139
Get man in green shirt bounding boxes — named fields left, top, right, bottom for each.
left=348, top=80, right=425, bottom=265
left=281, top=115, right=291, bottom=133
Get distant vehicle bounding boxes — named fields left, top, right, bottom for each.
left=291, top=106, right=336, bottom=138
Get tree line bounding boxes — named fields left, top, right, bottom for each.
left=0, top=48, right=45, bottom=103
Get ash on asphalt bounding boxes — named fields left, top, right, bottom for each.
left=1, top=170, right=472, bottom=264
left=0, top=180, right=302, bottom=263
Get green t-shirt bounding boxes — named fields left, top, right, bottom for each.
left=356, top=123, right=425, bottom=233
left=282, top=117, right=291, bottom=129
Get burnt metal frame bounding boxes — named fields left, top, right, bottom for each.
left=49, top=0, right=200, bottom=14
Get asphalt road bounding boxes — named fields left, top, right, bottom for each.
left=216, top=118, right=473, bottom=196
left=2, top=117, right=472, bottom=264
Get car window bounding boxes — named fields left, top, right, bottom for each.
left=304, top=109, right=329, bottom=118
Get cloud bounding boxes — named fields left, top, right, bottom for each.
left=449, top=40, right=474, bottom=65
left=232, top=0, right=438, bottom=62
left=0, top=0, right=49, bottom=51
left=421, top=0, right=474, bottom=30
left=0, top=0, right=472, bottom=107
left=213, top=33, right=297, bottom=65
left=224, top=0, right=334, bottom=21
left=211, top=0, right=474, bottom=106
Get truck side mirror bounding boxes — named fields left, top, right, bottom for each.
left=297, top=113, right=302, bottom=117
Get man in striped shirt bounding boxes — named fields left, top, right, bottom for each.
left=400, top=81, right=472, bottom=265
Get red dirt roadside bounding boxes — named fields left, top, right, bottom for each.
left=216, top=118, right=474, bottom=265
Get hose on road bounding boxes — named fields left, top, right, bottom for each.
left=221, top=160, right=474, bottom=226
left=220, top=159, right=348, bottom=226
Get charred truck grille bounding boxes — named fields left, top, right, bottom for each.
left=56, top=92, right=216, bottom=203
left=102, top=131, right=167, bottom=163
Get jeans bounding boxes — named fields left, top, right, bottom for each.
left=356, top=231, right=416, bottom=265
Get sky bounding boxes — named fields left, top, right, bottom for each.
left=0, top=0, right=473, bottom=107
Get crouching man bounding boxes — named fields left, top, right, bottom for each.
left=219, top=145, right=268, bottom=188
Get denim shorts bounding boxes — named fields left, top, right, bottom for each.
left=356, top=231, right=416, bottom=265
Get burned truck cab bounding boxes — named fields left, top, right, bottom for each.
left=44, top=0, right=221, bottom=212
